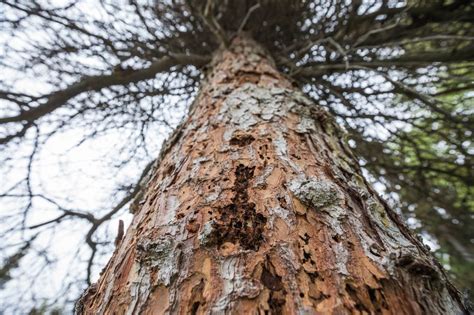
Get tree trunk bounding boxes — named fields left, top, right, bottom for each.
left=79, top=37, right=466, bottom=315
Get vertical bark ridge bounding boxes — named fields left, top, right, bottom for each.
left=81, top=36, right=466, bottom=314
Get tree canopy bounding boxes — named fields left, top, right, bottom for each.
left=0, top=0, right=472, bottom=312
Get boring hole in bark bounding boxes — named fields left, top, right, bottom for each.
left=207, top=164, right=266, bottom=250
left=339, top=167, right=354, bottom=181
left=186, top=221, right=200, bottom=233
left=345, top=282, right=370, bottom=312
left=163, top=164, right=175, bottom=177
left=261, top=261, right=286, bottom=314
left=396, top=254, right=416, bottom=268
left=407, top=261, right=440, bottom=280
left=310, top=291, right=330, bottom=305
left=229, top=134, right=255, bottom=146
left=348, top=188, right=364, bottom=209
left=261, top=266, right=283, bottom=291
left=190, top=302, right=200, bottom=315
left=291, top=153, right=301, bottom=160
left=299, top=233, right=310, bottom=245
left=368, top=286, right=377, bottom=304
left=189, top=279, right=205, bottom=315
left=369, top=243, right=383, bottom=256
left=277, top=196, right=288, bottom=209
left=306, top=271, right=319, bottom=283
left=367, top=285, right=389, bottom=311
left=347, top=241, right=355, bottom=251
left=302, top=250, right=312, bottom=263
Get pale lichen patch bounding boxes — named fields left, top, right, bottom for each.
left=234, top=278, right=264, bottom=299
left=366, top=198, right=390, bottom=225
left=126, top=266, right=152, bottom=315
left=276, top=243, right=300, bottom=273
left=272, top=129, right=300, bottom=172
left=136, top=236, right=180, bottom=286
left=205, top=190, right=221, bottom=203
left=159, top=195, right=179, bottom=226
left=223, top=128, right=235, bottom=142
left=333, top=241, right=350, bottom=276
left=293, top=90, right=314, bottom=107
left=268, top=206, right=294, bottom=228
left=191, top=157, right=211, bottom=177
left=289, top=177, right=341, bottom=209
left=253, top=165, right=274, bottom=188
left=198, top=220, right=215, bottom=246
left=273, top=131, right=288, bottom=158
left=296, top=116, right=317, bottom=134
left=365, top=197, right=410, bottom=249
left=218, top=83, right=295, bottom=130
left=212, top=256, right=259, bottom=312
left=324, top=205, right=346, bottom=236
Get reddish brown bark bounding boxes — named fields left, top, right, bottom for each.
left=79, top=37, right=466, bottom=314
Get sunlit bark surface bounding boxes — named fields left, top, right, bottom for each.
left=80, top=37, right=465, bottom=314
